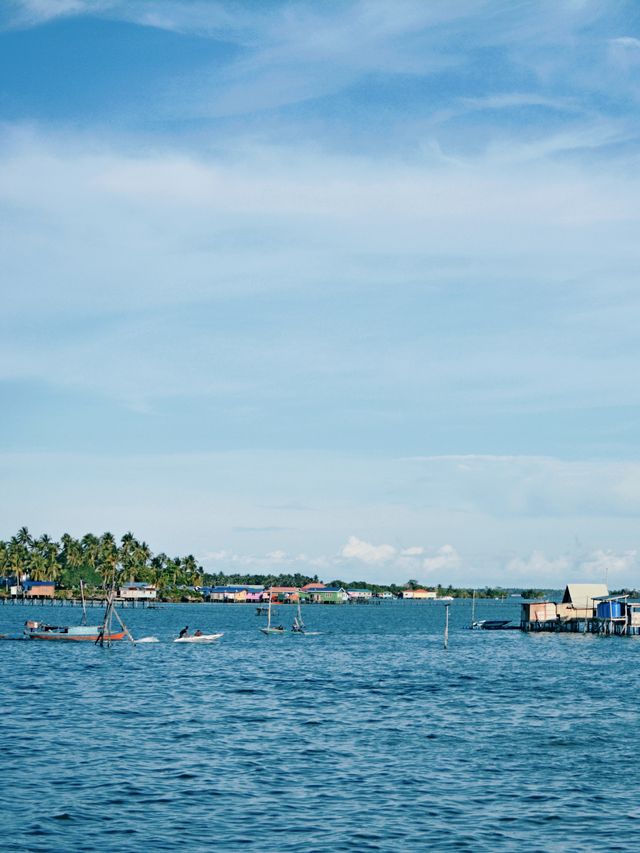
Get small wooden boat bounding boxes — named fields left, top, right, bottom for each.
left=260, top=592, right=285, bottom=635
left=173, top=633, right=223, bottom=644
left=290, top=600, right=321, bottom=636
left=24, top=621, right=126, bottom=642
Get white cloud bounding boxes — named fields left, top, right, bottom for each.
left=6, top=0, right=93, bottom=26
left=505, top=550, right=572, bottom=583
left=579, top=548, right=637, bottom=580
left=504, top=547, right=638, bottom=587
left=341, top=536, right=396, bottom=563
left=610, top=37, right=640, bottom=49
left=400, top=546, right=424, bottom=556
left=422, top=544, right=461, bottom=573
left=2, top=126, right=640, bottom=419
left=266, top=549, right=287, bottom=560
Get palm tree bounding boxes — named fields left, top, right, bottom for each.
left=32, top=535, right=60, bottom=582
left=15, top=526, right=33, bottom=548
left=182, top=554, right=199, bottom=586
left=98, top=532, right=119, bottom=589
left=81, top=533, right=100, bottom=577
left=7, top=538, right=27, bottom=590
left=150, top=552, right=167, bottom=587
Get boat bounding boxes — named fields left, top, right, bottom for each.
left=291, top=599, right=321, bottom=636
left=174, top=632, right=223, bottom=644
left=24, top=620, right=126, bottom=642
left=260, top=591, right=285, bottom=635
left=24, top=588, right=132, bottom=644
left=469, top=589, right=477, bottom=629
left=472, top=619, right=514, bottom=630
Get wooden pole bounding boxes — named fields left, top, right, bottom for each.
left=444, top=603, right=450, bottom=649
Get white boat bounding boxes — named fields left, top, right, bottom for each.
left=260, top=591, right=285, bottom=635
left=291, top=599, right=321, bottom=636
left=174, top=633, right=224, bottom=644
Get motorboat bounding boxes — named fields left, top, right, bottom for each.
left=174, top=632, right=224, bottom=644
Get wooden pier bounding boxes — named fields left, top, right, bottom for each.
left=521, top=618, right=640, bottom=636
left=0, top=596, right=155, bottom=609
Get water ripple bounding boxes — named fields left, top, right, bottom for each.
left=1, top=601, right=638, bottom=851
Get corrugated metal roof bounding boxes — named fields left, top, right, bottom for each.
left=562, top=584, right=609, bottom=608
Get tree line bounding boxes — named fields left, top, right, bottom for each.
left=0, top=527, right=202, bottom=591
left=0, top=527, right=551, bottom=598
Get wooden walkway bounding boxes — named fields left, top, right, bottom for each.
left=521, top=618, right=640, bottom=636
left=0, top=597, right=156, bottom=609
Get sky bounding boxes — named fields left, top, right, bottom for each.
left=2, top=0, right=640, bottom=587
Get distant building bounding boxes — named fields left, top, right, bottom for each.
left=401, top=589, right=436, bottom=600
left=21, top=580, right=55, bottom=598
left=521, top=583, right=612, bottom=631
left=204, top=585, right=264, bottom=602
left=300, top=586, right=348, bottom=604
left=347, top=589, right=372, bottom=600
left=269, top=586, right=299, bottom=602
left=558, top=583, right=609, bottom=620
left=374, top=591, right=394, bottom=599
left=245, top=589, right=266, bottom=603
left=117, top=582, right=157, bottom=601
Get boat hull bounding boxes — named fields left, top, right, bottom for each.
left=26, top=630, right=126, bottom=641
left=174, top=633, right=224, bottom=643
left=260, top=627, right=285, bottom=635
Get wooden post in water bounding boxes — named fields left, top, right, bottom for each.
left=444, top=603, right=450, bottom=649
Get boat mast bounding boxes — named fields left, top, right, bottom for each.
left=267, top=589, right=272, bottom=629
left=471, top=588, right=476, bottom=627
left=80, top=578, right=88, bottom=626
left=98, top=589, right=114, bottom=647
left=98, top=587, right=135, bottom=646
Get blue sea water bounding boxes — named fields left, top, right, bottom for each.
left=1, top=599, right=639, bottom=852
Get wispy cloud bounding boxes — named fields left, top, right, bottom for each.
left=2, top=1, right=640, bottom=585
left=341, top=536, right=397, bottom=564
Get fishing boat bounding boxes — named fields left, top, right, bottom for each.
left=174, top=632, right=224, bottom=644
left=291, top=599, right=321, bottom=636
left=23, top=585, right=129, bottom=642
left=23, top=589, right=154, bottom=644
left=260, top=591, right=285, bottom=635
left=23, top=620, right=126, bottom=642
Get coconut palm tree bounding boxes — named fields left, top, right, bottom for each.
left=98, top=532, right=119, bottom=589
left=15, top=526, right=33, bottom=548
left=31, top=535, right=59, bottom=582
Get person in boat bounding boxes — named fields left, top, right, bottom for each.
left=194, top=629, right=203, bottom=637
left=178, top=626, right=189, bottom=638
left=292, top=617, right=304, bottom=633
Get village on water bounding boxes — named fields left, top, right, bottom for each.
left=3, top=529, right=640, bottom=639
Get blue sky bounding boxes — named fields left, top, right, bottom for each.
left=2, top=0, right=640, bottom=586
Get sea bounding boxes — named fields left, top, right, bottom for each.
left=1, top=598, right=639, bottom=852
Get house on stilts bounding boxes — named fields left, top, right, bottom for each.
left=521, top=583, right=640, bottom=635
